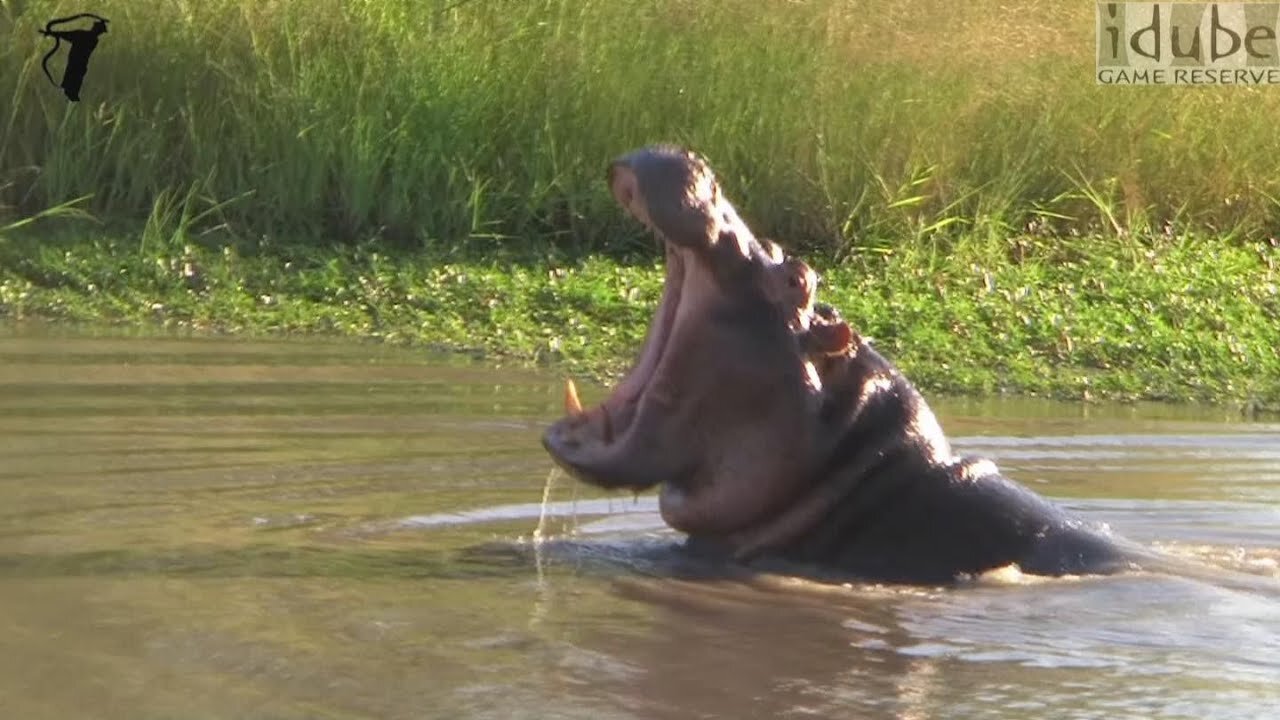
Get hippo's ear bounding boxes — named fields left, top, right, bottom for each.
left=808, top=320, right=854, bottom=356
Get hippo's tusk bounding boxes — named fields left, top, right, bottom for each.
left=564, top=378, right=583, bottom=416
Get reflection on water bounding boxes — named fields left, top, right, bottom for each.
left=1, top=325, right=1277, bottom=719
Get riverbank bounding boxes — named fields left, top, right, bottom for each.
left=3, top=0, right=1279, bottom=409
left=2, top=231, right=1276, bottom=410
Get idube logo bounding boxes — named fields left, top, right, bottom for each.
left=1097, top=2, right=1280, bottom=85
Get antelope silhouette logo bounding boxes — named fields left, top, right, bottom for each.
left=39, top=13, right=110, bottom=102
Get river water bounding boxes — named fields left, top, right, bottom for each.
left=1, top=327, right=1277, bottom=719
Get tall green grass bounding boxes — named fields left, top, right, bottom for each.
left=3, top=0, right=1279, bottom=255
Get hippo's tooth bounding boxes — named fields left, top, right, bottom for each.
left=564, top=378, right=583, bottom=416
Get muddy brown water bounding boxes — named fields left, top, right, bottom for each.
left=1, top=326, right=1277, bottom=719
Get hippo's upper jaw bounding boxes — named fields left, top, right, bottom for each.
left=542, top=146, right=830, bottom=536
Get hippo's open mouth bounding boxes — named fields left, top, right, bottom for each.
left=542, top=146, right=839, bottom=535
left=541, top=243, right=690, bottom=492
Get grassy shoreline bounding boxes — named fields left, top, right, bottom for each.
left=2, top=231, right=1277, bottom=411
left=3, top=0, right=1278, bottom=409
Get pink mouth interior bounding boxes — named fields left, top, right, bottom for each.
left=558, top=247, right=685, bottom=459
left=608, top=250, right=681, bottom=408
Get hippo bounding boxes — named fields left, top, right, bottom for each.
left=542, top=145, right=1135, bottom=585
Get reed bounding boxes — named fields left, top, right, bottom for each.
left=3, top=0, right=1278, bottom=254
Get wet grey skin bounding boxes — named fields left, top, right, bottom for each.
left=542, top=145, right=1136, bottom=585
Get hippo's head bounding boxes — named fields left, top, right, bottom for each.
left=542, top=146, right=851, bottom=538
